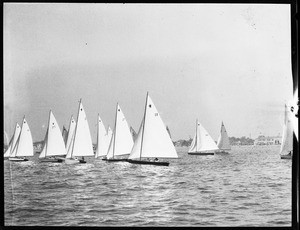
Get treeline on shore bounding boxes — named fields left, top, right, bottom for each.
left=174, top=136, right=254, bottom=147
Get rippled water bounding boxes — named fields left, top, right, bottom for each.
left=4, top=145, right=291, bottom=226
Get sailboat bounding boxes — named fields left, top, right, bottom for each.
left=103, top=104, right=134, bottom=162
left=39, top=110, right=66, bottom=162
left=216, top=121, right=231, bottom=153
left=95, top=114, right=108, bottom=158
left=188, top=120, right=219, bottom=155
left=9, top=117, right=34, bottom=161
left=65, top=99, right=94, bottom=164
left=4, top=123, right=21, bottom=159
left=127, top=93, right=178, bottom=166
left=280, top=104, right=293, bottom=159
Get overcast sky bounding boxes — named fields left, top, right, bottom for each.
left=4, top=3, right=293, bottom=142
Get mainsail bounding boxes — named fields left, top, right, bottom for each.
left=189, top=120, right=219, bottom=153
left=106, top=104, right=134, bottom=159
left=12, top=117, right=34, bottom=157
left=70, top=100, right=94, bottom=157
left=217, top=122, right=231, bottom=150
left=280, top=104, right=293, bottom=155
left=39, top=111, right=66, bottom=158
left=65, top=115, right=76, bottom=158
left=95, top=114, right=108, bottom=158
left=128, top=93, right=178, bottom=160
left=4, top=123, right=21, bottom=157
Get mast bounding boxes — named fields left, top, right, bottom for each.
left=139, top=92, right=149, bottom=161
left=71, top=99, right=81, bottom=159
left=112, top=103, right=118, bottom=159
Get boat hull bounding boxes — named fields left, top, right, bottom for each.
left=40, top=158, right=64, bottom=163
left=127, top=159, right=169, bottom=166
left=188, top=152, right=214, bottom=155
left=9, top=157, right=29, bottom=161
left=102, top=158, right=128, bottom=162
left=280, top=154, right=292, bottom=159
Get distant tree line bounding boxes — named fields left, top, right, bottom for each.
left=174, top=136, right=254, bottom=146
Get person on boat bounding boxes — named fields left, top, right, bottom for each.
left=288, top=151, right=292, bottom=155
left=82, top=156, right=85, bottom=161
left=154, top=158, right=159, bottom=162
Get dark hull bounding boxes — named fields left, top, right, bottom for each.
left=40, top=158, right=64, bottom=163
left=188, top=152, right=214, bottom=155
left=280, top=155, right=292, bottom=159
left=9, top=157, right=29, bottom=161
left=102, top=158, right=128, bottom=162
left=79, top=159, right=86, bottom=163
left=127, top=159, right=169, bottom=166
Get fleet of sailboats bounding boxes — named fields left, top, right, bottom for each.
left=188, top=119, right=219, bottom=155
left=4, top=96, right=295, bottom=164
left=103, top=104, right=134, bottom=162
left=39, top=110, right=66, bottom=162
left=127, top=93, right=178, bottom=166
left=8, top=117, right=34, bottom=161
left=280, top=104, right=293, bottom=159
left=216, top=122, right=231, bottom=154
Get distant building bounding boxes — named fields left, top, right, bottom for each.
left=254, top=135, right=281, bottom=145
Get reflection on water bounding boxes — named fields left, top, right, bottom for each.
left=4, top=145, right=291, bottom=226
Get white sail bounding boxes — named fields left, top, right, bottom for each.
left=188, top=131, right=198, bottom=153
left=65, top=116, right=76, bottom=158
left=280, top=104, right=293, bottom=155
left=106, top=126, right=113, bottom=149
left=14, top=118, right=34, bottom=157
left=4, top=123, right=21, bottom=157
left=106, top=104, right=134, bottom=159
left=128, top=94, right=178, bottom=159
left=217, top=122, right=231, bottom=150
left=95, top=114, right=108, bottom=158
left=189, top=120, right=219, bottom=152
left=39, top=111, right=66, bottom=158
left=71, top=100, right=94, bottom=157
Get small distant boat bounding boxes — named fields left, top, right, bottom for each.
left=65, top=99, right=94, bottom=164
left=103, top=104, right=134, bottom=162
left=95, top=114, right=109, bottom=159
left=9, top=117, right=34, bottom=161
left=39, top=110, right=66, bottom=163
left=4, top=123, right=21, bottom=159
left=216, top=121, right=231, bottom=154
left=127, top=93, right=178, bottom=166
left=188, top=119, right=219, bottom=155
left=280, top=104, right=293, bottom=159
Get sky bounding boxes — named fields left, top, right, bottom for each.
left=4, top=3, right=294, bottom=143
